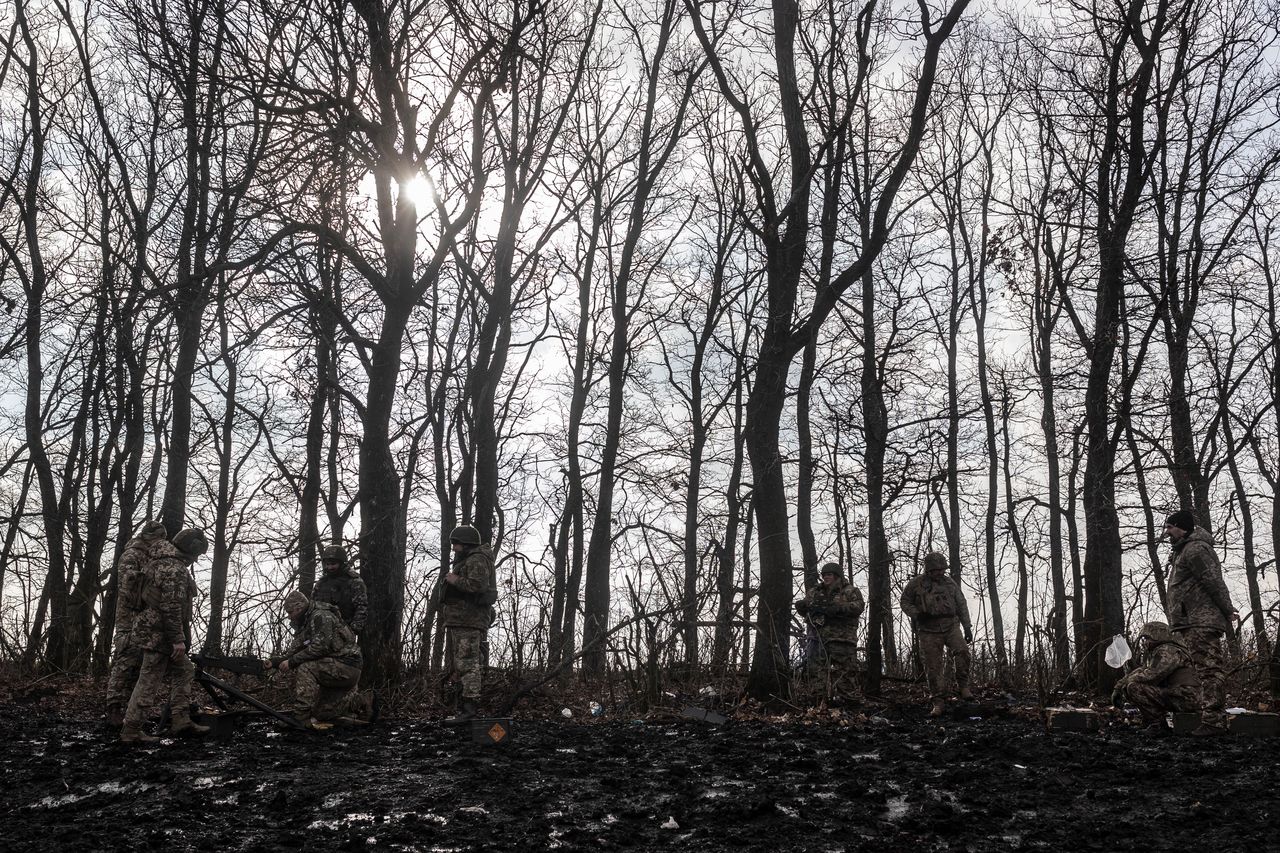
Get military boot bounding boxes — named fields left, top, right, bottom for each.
left=169, top=712, right=211, bottom=737
left=120, top=725, right=161, bottom=745
left=929, top=699, right=946, bottom=718
left=105, top=703, right=126, bottom=729
left=958, top=687, right=974, bottom=700
left=443, top=700, right=478, bottom=726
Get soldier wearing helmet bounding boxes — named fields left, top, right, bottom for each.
left=1114, top=621, right=1200, bottom=734
left=900, top=551, right=974, bottom=717
left=312, top=542, right=368, bottom=635
left=441, top=525, right=497, bottom=724
left=104, top=520, right=172, bottom=728
left=120, top=527, right=211, bottom=743
left=795, top=562, right=865, bottom=703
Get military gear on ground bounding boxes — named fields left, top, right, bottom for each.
left=320, top=543, right=348, bottom=565
left=313, top=565, right=368, bottom=633
left=172, top=528, right=208, bottom=559
left=450, top=525, right=482, bottom=546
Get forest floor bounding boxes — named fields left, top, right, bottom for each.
left=1, top=675, right=1278, bottom=852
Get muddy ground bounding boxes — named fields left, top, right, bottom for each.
left=2, top=702, right=1277, bottom=853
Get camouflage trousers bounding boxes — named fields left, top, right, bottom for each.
left=1124, top=682, right=1199, bottom=723
left=1182, top=627, right=1228, bottom=725
left=291, top=658, right=362, bottom=721
left=123, top=649, right=195, bottom=729
left=805, top=639, right=862, bottom=701
left=918, top=624, right=971, bottom=699
left=105, top=627, right=143, bottom=708
left=446, top=626, right=484, bottom=701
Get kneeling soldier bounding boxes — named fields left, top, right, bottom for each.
left=1115, top=621, right=1201, bottom=734
left=268, top=590, right=368, bottom=728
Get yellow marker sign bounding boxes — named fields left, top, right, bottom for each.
left=487, top=722, right=508, bottom=743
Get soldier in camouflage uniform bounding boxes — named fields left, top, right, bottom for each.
left=1163, top=509, right=1237, bottom=732
left=312, top=543, right=368, bottom=635
left=1114, top=621, right=1200, bottom=733
left=795, top=562, right=865, bottom=702
left=120, top=528, right=211, bottom=743
left=900, top=552, right=974, bottom=717
left=441, top=525, right=497, bottom=724
left=267, top=590, right=369, bottom=727
left=104, top=520, right=169, bottom=728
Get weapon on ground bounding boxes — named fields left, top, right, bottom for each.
left=185, top=653, right=305, bottom=730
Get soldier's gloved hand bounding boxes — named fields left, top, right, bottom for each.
left=278, top=659, right=292, bottom=674
left=963, top=626, right=973, bottom=644
left=171, top=642, right=187, bottom=662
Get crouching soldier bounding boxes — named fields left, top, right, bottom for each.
left=901, top=552, right=974, bottom=717
left=267, top=590, right=370, bottom=728
left=105, top=520, right=169, bottom=728
left=120, top=528, right=211, bottom=743
left=795, top=562, right=865, bottom=702
left=441, top=525, right=497, bottom=725
left=1114, top=621, right=1200, bottom=734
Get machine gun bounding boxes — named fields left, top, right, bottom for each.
left=186, top=653, right=305, bottom=730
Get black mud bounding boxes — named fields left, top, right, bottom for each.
left=1, top=707, right=1275, bottom=852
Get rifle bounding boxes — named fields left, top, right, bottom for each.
left=187, top=653, right=305, bottom=730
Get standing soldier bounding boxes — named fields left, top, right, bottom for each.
left=312, top=543, right=368, bottom=635
left=900, top=551, right=974, bottom=717
left=104, top=520, right=169, bottom=728
left=120, top=528, right=211, bottom=743
left=441, top=525, right=497, bottom=725
left=1113, top=621, right=1200, bottom=734
left=1164, top=509, right=1236, bottom=733
left=795, top=562, right=865, bottom=702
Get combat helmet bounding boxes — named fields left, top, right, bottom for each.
left=450, top=525, right=482, bottom=547
left=1137, top=621, right=1183, bottom=649
left=172, top=528, right=208, bottom=559
left=820, top=562, right=843, bottom=578
left=320, top=543, right=348, bottom=565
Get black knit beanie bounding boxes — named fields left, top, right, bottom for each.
left=1165, top=510, right=1196, bottom=533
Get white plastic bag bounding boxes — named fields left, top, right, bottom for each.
left=1104, top=634, right=1132, bottom=669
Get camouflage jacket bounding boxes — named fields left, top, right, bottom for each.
left=796, top=579, right=864, bottom=646
left=1122, top=634, right=1199, bottom=692
left=900, top=573, right=971, bottom=633
left=129, top=549, right=198, bottom=652
left=313, top=568, right=368, bottom=633
left=113, top=531, right=174, bottom=636
left=442, top=544, right=497, bottom=630
left=1166, top=527, right=1234, bottom=633
left=285, top=601, right=362, bottom=668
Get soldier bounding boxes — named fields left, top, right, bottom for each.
left=312, top=543, right=368, bottom=635
left=1164, top=509, right=1237, bottom=733
left=441, top=525, right=497, bottom=725
left=266, top=590, right=369, bottom=728
left=104, top=520, right=169, bottom=728
left=795, top=562, right=865, bottom=702
left=120, top=528, right=211, bottom=744
left=1114, top=621, right=1200, bottom=734
left=900, top=551, right=974, bottom=717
